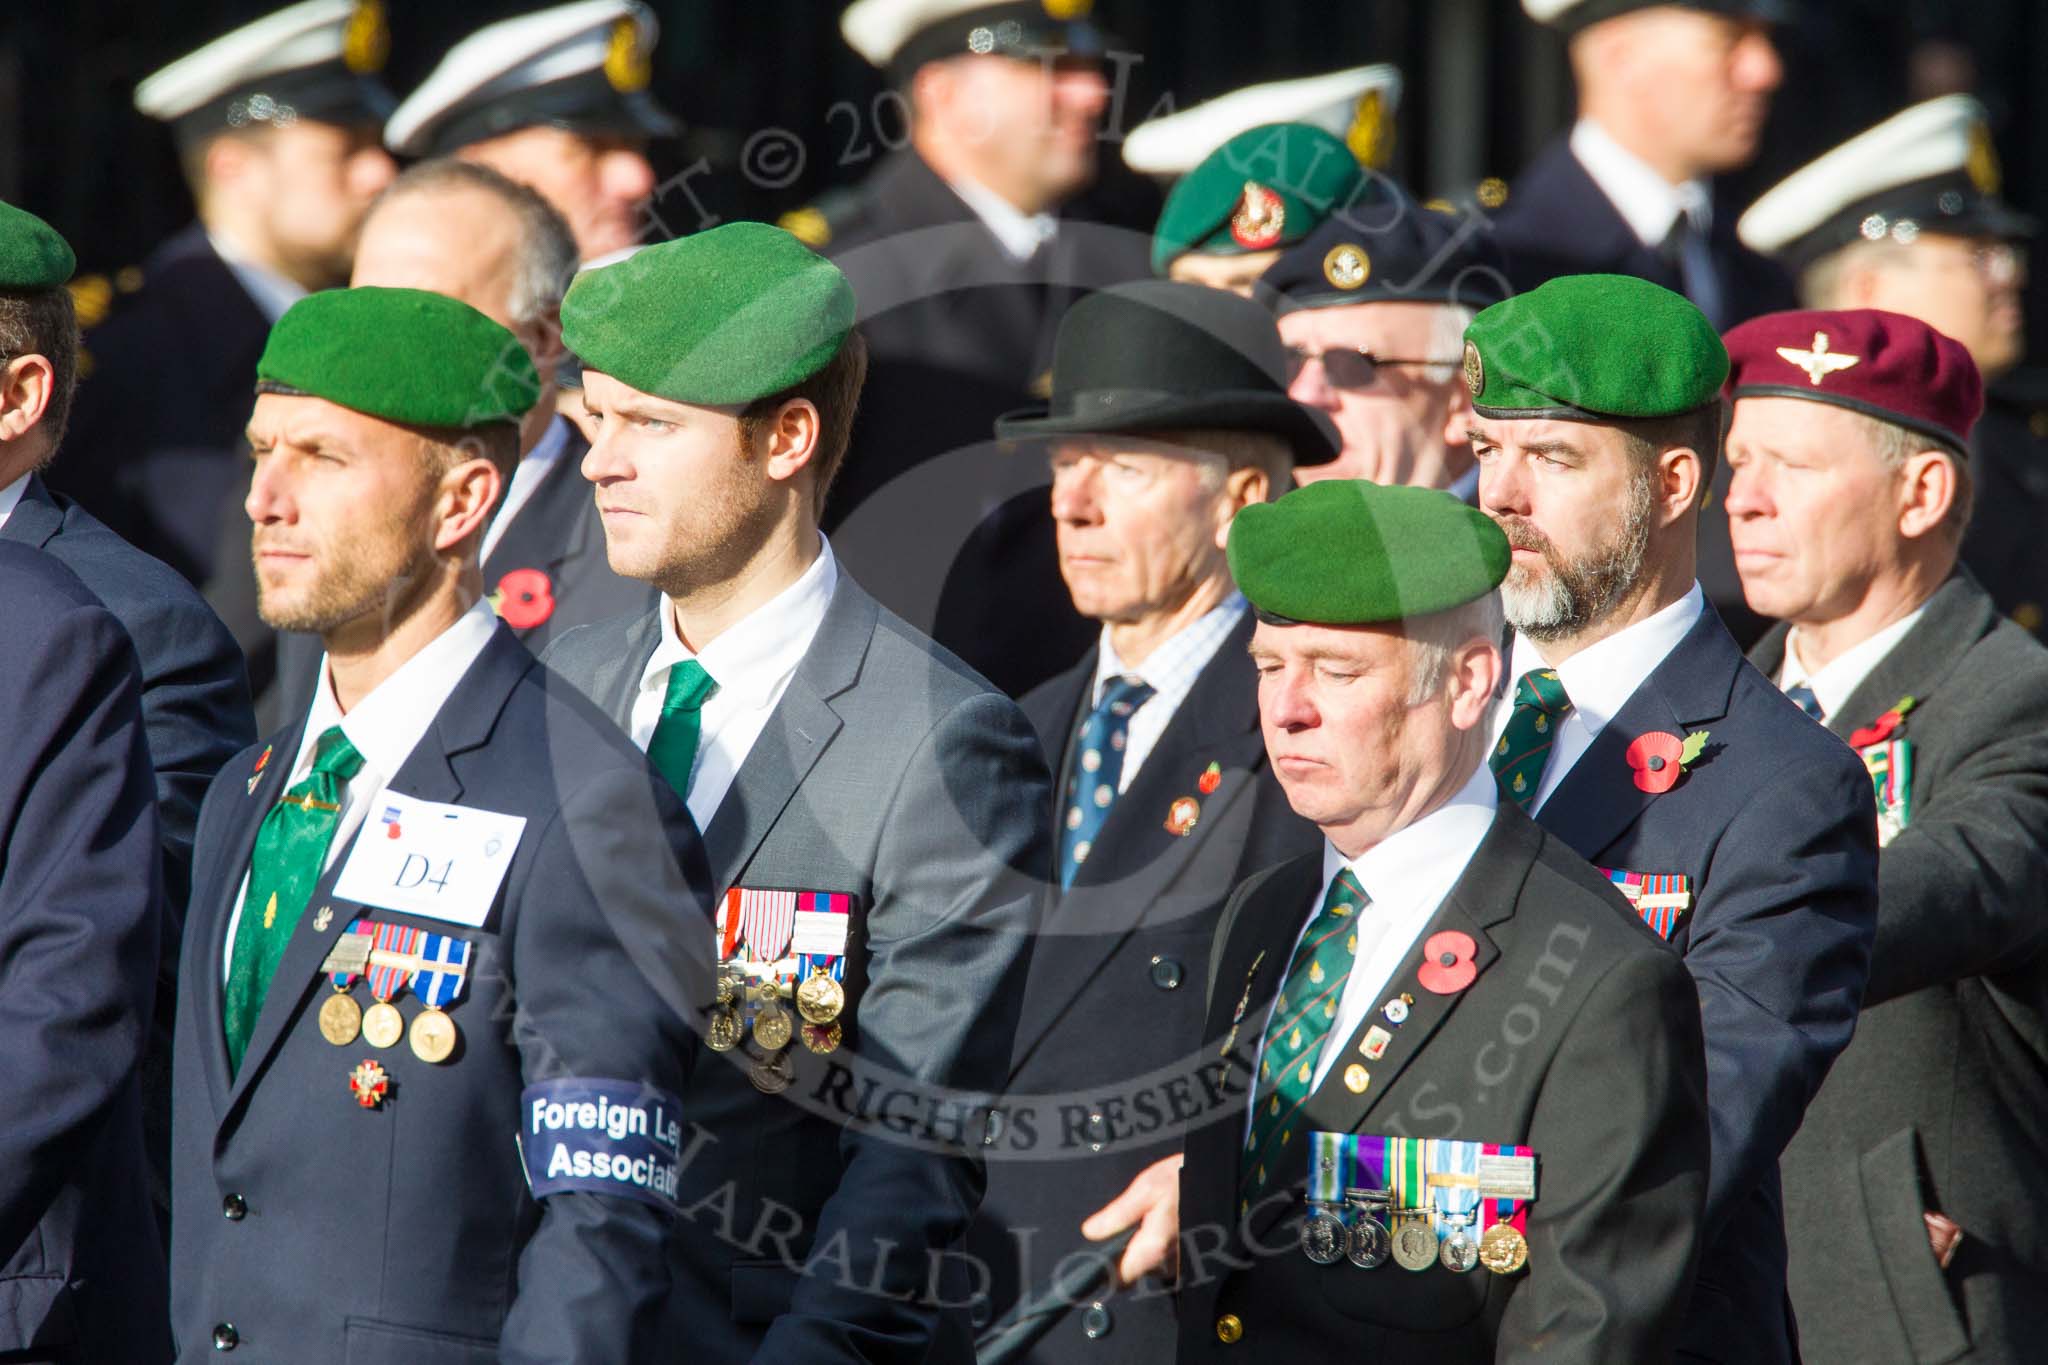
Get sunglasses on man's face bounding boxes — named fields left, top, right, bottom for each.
left=1285, top=346, right=1461, bottom=389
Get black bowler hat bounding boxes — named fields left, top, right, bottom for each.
left=1258, top=177, right=1512, bottom=314
left=995, top=280, right=1341, bottom=465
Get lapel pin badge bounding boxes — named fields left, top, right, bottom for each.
left=1165, top=795, right=1201, bottom=836
left=1625, top=729, right=1709, bottom=795
left=1417, top=931, right=1478, bottom=994
left=246, top=744, right=272, bottom=796
left=1198, top=761, right=1222, bottom=795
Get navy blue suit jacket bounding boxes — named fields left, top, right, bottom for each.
left=0, top=542, right=167, bottom=1362
left=171, top=623, right=711, bottom=1364
left=1527, top=604, right=1878, bottom=1363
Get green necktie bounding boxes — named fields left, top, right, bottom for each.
left=647, top=659, right=717, bottom=801
left=1491, top=668, right=1573, bottom=812
left=224, top=726, right=365, bottom=1074
left=1242, top=868, right=1368, bottom=1203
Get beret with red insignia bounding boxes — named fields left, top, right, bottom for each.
left=1723, top=308, right=1983, bottom=456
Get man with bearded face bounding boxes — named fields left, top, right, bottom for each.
left=1465, top=273, right=1878, bottom=1365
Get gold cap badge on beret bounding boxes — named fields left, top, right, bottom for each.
left=1462, top=341, right=1484, bottom=400
left=1775, top=331, right=1860, bottom=387
left=1322, top=244, right=1370, bottom=290
left=1231, top=182, right=1287, bottom=250
left=604, top=16, right=652, bottom=93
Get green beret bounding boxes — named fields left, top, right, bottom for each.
left=1151, top=123, right=1366, bottom=275
left=562, top=222, right=855, bottom=405
left=255, top=287, right=538, bottom=429
left=0, top=201, right=74, bottom=290
left=1461, top=274, right=1728, bottom=421
left=1228, top=480, right=1509, bottom=625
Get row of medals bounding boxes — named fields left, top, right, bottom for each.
left=705, top=964, right=846, bottom=1094
left=319, top=986, right=456, bottom=1064
left=1301, top=1188, right=1528, bottom=1275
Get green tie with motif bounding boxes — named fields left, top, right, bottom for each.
left=224, top=726, right=365, bottom=1074
left=647, top=659, right=717, bottom=802
left=1492, top=668, right=1573, bottom=811
left=1242, top=868, right=1368, bottom=1203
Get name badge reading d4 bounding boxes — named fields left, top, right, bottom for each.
left=332, top=791, right=526, bottom=927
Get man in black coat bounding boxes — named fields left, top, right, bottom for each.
left=968, top=281, right=1325, bottom=1361
left=1087, top=480, right=1711, bottom=1364
left=57, top=1, right=395, bottom=586
left=797, top=0, right=1152, bottom=697
left=1465, top=275, right=1878, bottom=1364
left=1726, top=307, right=2048, bottom=1362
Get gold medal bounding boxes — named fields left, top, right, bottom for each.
left=318, top=990, right=362, bottom=1046
left=715, top=965, right=744, bottom=1005
left=748, top=1052, right=793, bottom=1094
left=801, top=1020, right=842, bottom=1054
left=409, top=1007, right=457, bottom=1063
left=1392, top=1214, right=1438, bottom=1272
left=1479, top=1222, right=1528, bottom=1275
left=753, top=1000, right=793, bottom=1052
left=796, top=969, right=844, bottom=1025
left=362, top=1000, right=404, bottom=1049
left=705, top=1005, right=743, bottom=1052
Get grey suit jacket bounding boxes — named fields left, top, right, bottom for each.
left=1753, top=570, right=2048, bottom=1363
left=542, top=569, right=1052, bottom=1364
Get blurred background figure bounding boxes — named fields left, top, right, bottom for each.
left=1257, top=178, right=1510, bottom=498
left=383, top=0, right=677, bottom=265
left=53, top=0, right=395, bottom=588
left=1741, top=94, right=2048, bottom=642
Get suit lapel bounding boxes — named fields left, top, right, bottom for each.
left=219, top=631, right=527, bottom=1122
left=1830, top=572, right=1994, bottom=741
left=0, top=475, right=62, bottom=550
left=586, top=609, right=663, bottom=731
left=1534, top=607, right=1742, bottom=861
left=481, top=426, right=593, bottom=582
left=699, top=579, right=875, bottom=895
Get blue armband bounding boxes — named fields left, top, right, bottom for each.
left=521, top=1078, right=685, bottom=1212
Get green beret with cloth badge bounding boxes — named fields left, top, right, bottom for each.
left=561, top=222, right=856, bottom=405
left=1228, top=479, right=1510, bottom=624
left=255, top=286, right=539, bottom=428
left=0, top=201, right=75, bottom=290
left=1460, top=273, right=1728, bottom=421
left=1151, top=122, right=1369, bottom=275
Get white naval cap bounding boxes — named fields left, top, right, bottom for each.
left=1520, top=0, right=1786, bottom=34
left=1122, top=65, right=1402, bottom=178
left=134, top=0, right=393, bottom=140
left=384, top=0, right=677, bottom=159
left=1738, top=95, right=2035, bottom=269
left=840, top=0, right=1107, bottom=77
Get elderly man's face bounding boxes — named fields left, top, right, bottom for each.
left=1282, top=301, right=1471, bottom=490
left=1049, top=436, right=1238, bottom=628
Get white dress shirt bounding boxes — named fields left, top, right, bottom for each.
left=0, top=472, right=30, bottom=531
left=223, top=599, right=500, bottom=978
left=479, top=415, right=572, bottom=564
left=945, top=173, right=1059, bottom=263
left=1248, top=759, right=1500, bottom=1124
left=1500, top=583, right=1706, bottom=813
left=1570, top=118, right=1713, bottom=249
left=630, top=535, right=838, bottom=830
left=1777, top=605, right=1929, bottom=722
left=1089, top=594, right=1247, bottom=793
left=207, top=229, right=306, bottom=324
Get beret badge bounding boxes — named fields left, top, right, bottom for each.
left=1775, top=331, right=1860, bottom=387
left=1231, top=182, right=1287, bottom=250
left=1322, top=244, right=1370, bottom=291
left=1462, top=340, right=1484, bottom=400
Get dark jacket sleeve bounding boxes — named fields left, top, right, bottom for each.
left=500, top=764, right=712, bottom=1364
left=1862, top=677, right=2048, bottom=1005
left=0, top=595, right=161, bottom=1258
left=1689, top=747, right=1878, bottom=1234
left=1502, top=947, right=1710, bottom=1364
left=755, top=691, right=1051, bottom=1363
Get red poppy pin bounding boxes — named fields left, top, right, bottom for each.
left=491, top=568, right=556, bottom=631
left=1417, top=931, right=1478, bottom=995
left=1165, top=796, right=1201, bottom=837
left=246, top=744, right=272, bottom=796
left=1848, top=696, right=1916, bottom=749
left=1198, top=761, right=1223, bottom=795
left=1626, top=729, right=1710, bottom=794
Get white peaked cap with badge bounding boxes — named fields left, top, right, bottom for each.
left=136, top=0, right=367, bottom=120
left=839, top=0, right=1102, bottom=70
left=1122, top=64, right=1402, bottom=177
left=384, top=0, right=667, bottom=157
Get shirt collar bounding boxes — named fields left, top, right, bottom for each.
left=641, top=534, right=839, bottom=709
left=1510, top=584, right=1706, bottom=737
left=1092, top=593, right=1248, bottom=704
left=206, top=228, right=307, bottom=324
left=1321, top=759, right=1501, bottom=905
left=0, top=471, right=31, bottom=530
left=306, top=598, right=500, bottom=781
left=944, top=173, right=1059, bottom=263
left=523, top=414, right=572, bottom=468
left=1569, top=118, right=1713, bottom=248
left=1781, top=603, right=1930, bottom=721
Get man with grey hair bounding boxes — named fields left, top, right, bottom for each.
left=254, top=157, right=656, bottom=719
left=1258, top=180, right=1513, bottom=502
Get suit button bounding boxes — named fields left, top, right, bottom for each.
left=221, top=1194, right=247, bottom=1221
left=1216, top=1313, right=1243, bottom=1344
left=984, top=1111, right=1004, bottom=1146
left=1085, top=1112, right=1108, bottom=1152
left=1082, top=1301, right=1112, bottom=1339
left=1149, top=955, right=1184, bottom=991
left=212, top=1323, right=239, bottom=1351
